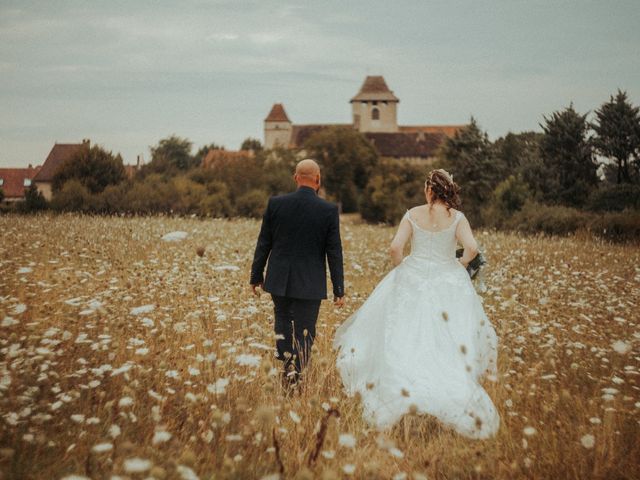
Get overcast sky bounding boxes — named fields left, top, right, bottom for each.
left=1, top=0, right=639, bottom=167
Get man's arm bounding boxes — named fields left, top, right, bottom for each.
left=326, top=205, right=344, bottom=304
left=250, top=197, right=273, bottom=290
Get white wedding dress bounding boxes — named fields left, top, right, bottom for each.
left=333, top=210, right=499, bottom=439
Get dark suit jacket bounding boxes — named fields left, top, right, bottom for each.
left=250, top=186, right=344, bottom=300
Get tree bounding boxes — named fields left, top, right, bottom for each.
left=592, top=90, right=640, bottom=184
left=439, top=118, right=505, bottom=224
left=22, top=184, right=48, bottom=212
left=194, top=142, right=225, bottom=166
left=241, top=137, right=263, bottom=152
left=303, top=127, right=379, bottom=212
left=360, top=160, right=426, bottom=224
left=0, top=187, right=4, bottom=204
left=145, top=135, right=196, bottom=174
left=494, top=131, right=546, bottom=199
left=52, top=145, right=126, bottom=194
left=540, top=104, right=598, bottom=206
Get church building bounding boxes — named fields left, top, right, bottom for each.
left=264, top=76, right=464, bottom=162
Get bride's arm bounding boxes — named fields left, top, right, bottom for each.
left=455, top=216, right=479, bottom=267
left=389, top=217, right=412, bottom=266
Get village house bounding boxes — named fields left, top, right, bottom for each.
left=33, top=139, right=90, bottom=200
left=0, top=165, right=41, bottom=202
left=264, top=75, right=465, bottom=162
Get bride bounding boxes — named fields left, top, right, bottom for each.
left=333, top=169, right=499, bottom=439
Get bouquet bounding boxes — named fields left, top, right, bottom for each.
left=456, top=247, right=487, bottom=293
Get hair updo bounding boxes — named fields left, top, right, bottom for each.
left=425, top=169, right=461, bottom=210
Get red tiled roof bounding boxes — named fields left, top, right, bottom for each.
left=288, top=124, right=447, bottom=159
left=351, top=76, right=399, bottom=103
left=399, top=125, right=465, bottom=138
left=265, top=103, right=291, bottom=123
left=365, top=132, right=445, bottom=158
left=33, top=141, right=90, bottom=182
left=0, top=166, right=41, bottom=199
left=201, top=149, right=255, bottom=169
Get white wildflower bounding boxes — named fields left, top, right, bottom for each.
left=235, top=354, right=261, bottom=367
left=92, top=442, right=113, bottom=453
left=207, top=378, right=229, bottom=395
left=123, top=457, right=152, bottom=473
left=177, top=465, right=199, bottom=480
left=342, top=464, right=356, bottom=475
left=130, top=304, right=155, bottom=316
left=611, top=340, right=631, bottom=355
left=338, top=433, right=356, bottom=448
left=109, top=424, right=121, bottom=439
left=580, top=434, right=595, bottom=449
left=1, top=317, right=18, bottom=327
left=289, top=411, right=301, bottom=424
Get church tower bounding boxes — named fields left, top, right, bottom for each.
left=264, top=103, right=292, bottom=149
left=350, top=76, right=399, bottom=133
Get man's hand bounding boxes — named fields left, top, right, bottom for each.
left=251, top=283, right=263, bottom=297
left=333, top=296, right=345, bottom=308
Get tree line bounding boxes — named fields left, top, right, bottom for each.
left=7, top=90, right=639, bottom=239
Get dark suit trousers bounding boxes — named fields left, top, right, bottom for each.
left=271, top=295, right=321, bottom=373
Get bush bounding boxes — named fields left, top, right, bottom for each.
left=505, top=202, right=590, bottom=236
left=93, top=183, right=130, bottom=214
left=586, top=183, right=640, bottom=211
left=483, top=175, right=532, bottom=227
left=198, top=182, right=232, bottom=217
left=123, top=173, right=176, bottom=214
left=20, top=184, right=48, bottom=212
left=51, top=180, right=91, bottom=212
left=236, top=189, right=269, bottom=218
left=590, top=211, right=640, bottom=241
left=0, top=187, right=4, bottom=203
left=171, top=177, right=207, bottom=214
left=503, top=201, right=640, bottom=241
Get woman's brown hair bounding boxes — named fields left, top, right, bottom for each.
left=425, top=169, right=461, bottom=210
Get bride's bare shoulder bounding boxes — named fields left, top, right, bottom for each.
left=408, top=205, right=428, bottom=215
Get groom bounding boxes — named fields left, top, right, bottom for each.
left=250, top=159, right=344, bottom=385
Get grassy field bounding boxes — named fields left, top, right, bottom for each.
left=0, top=214, right=639, bottom=480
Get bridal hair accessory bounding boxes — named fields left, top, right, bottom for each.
left=425, top=169, right=454, bottom=186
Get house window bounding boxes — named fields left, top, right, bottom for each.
left=372, top=107, right=380, bottom=120
left=361, top=101, right=367, bottom=105
left=24, top=178, right=31, bottom=187
left=0, top=178, right=3, bottom=186
left=372, top=101, right=378, bottom=106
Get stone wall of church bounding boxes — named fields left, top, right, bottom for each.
left=264, top=121, right=292, bottom=149
left=352, top=101, right=398, bottom=133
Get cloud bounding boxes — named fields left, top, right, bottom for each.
left=0, top=0, right=639, bottom=166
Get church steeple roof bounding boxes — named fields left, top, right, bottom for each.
left=350, top=76, right=399, bottom=103
left=265, top=103, right=291, bottom=122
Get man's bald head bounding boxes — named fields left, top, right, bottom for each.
left=296, top=159, right=320, bottom=176
left=294, top=159, right=321, bottom=190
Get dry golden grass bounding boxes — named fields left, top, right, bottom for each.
left=0, top=213, right=639, bottom=480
